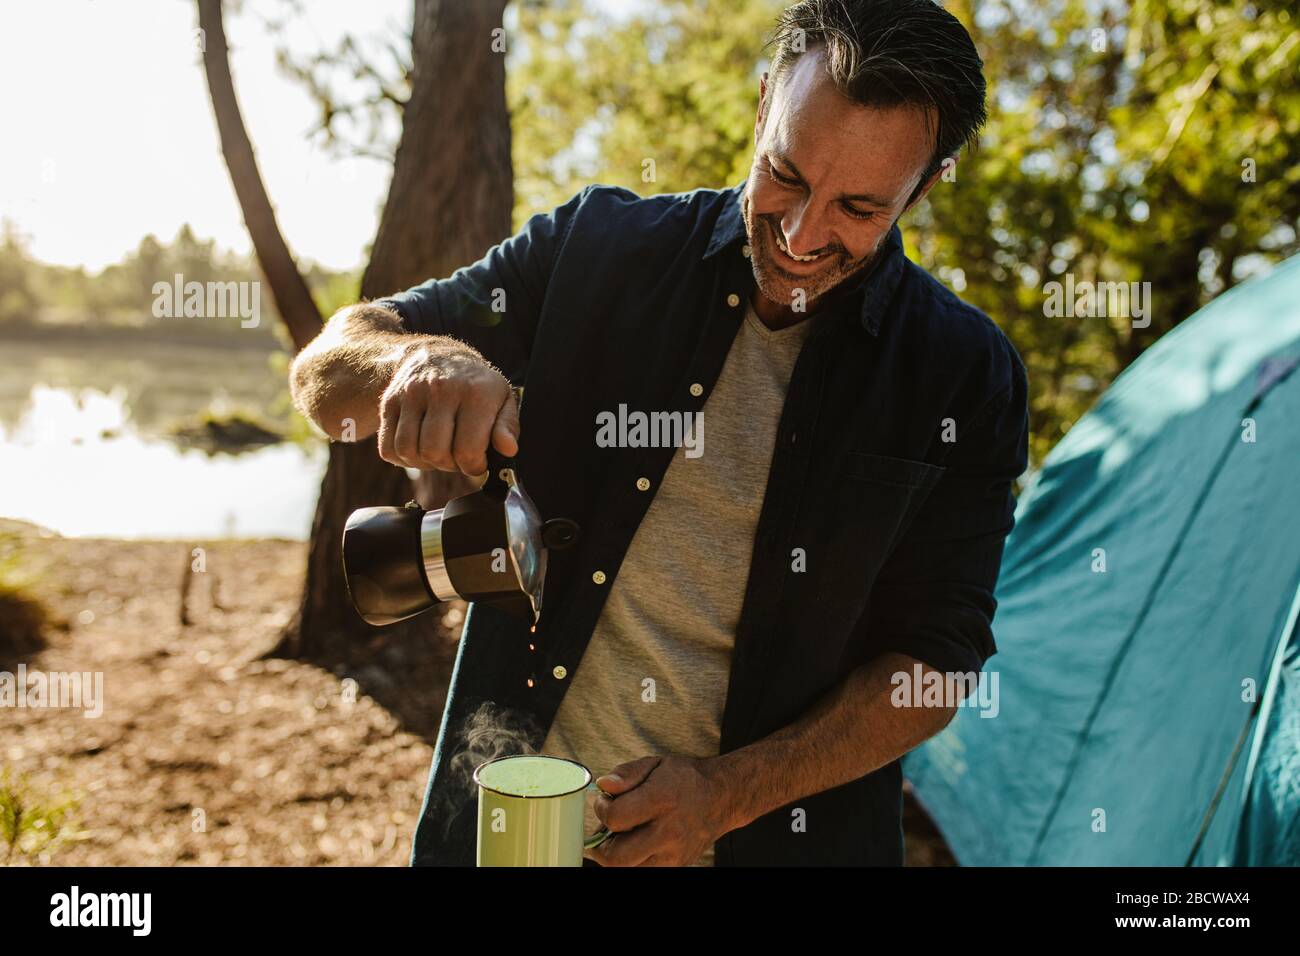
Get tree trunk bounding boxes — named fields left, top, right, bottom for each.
left=289, top=0, right=515, bottom=659
left=361, top=0, right=514, bottom=300
left=276, top=439, right=414, bottom=660
left=199, top=0, right=513, bottom=662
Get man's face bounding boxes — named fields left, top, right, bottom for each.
left=743, top=47, right=940, bottom=313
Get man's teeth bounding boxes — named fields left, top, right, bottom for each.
left=775, top=233, right=820, bottom=261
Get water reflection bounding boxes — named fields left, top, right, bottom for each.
left=0, top=384, right=324, bottom=541
left=0, top=339, right=294, bottom=437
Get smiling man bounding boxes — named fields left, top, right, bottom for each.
left=290, top=0, right=1028, bottom=866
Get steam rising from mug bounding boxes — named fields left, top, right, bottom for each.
left=444, top=702, right=542, bottom=840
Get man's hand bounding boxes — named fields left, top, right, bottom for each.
left=376, top=347, right=520, bottom=476
left=584, top=755, right=734, bottom=867
left=288, top=303, right=520, bottom=462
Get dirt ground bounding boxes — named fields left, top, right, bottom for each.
left=1, top=520, right=953, bottom=866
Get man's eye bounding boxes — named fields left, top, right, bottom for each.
left=769, top=164, right=798, bottom=186
left=842, top=204, right=875, bottom=220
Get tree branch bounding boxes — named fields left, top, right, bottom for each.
left=198, top=0, right=323, bottom=352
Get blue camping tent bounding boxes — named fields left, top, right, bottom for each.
left=905, top=255, right=1300, bottom=866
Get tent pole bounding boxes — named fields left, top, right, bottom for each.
left=1187, top=577, right=1300, bottom=865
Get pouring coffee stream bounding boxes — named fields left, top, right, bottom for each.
left=342, top=442, right=580, bottom=627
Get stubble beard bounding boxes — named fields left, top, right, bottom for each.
left=741, top=188, right=878, bottom=312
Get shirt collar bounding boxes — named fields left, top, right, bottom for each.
left=704, top=177, right=906, bottom=337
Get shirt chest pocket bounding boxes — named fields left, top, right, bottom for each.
left=824, top=453, right=948, bottom=576
left=843, top=452, right=947, bottom=491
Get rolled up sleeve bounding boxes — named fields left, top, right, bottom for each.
left=865, top=344, right=1030, bottom=678
left=374, top=185, right=592, bottom=384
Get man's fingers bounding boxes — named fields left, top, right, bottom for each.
left=376, top=358, right=517, bottom=473
left=596, top=756, right=661, bottom=795
left=491, top=389, right=521, bottom=458
left=452, top=394, right=499, bottom=478
left=417, top=404, right=457, bottom=472
left=586, top=823, right=659, bottom=868
left=377, top=391, right=404, bottom=466
left=391, top=400, right=424, bottom=468
left=594, top=786, right=662, bottom=834
left=592, top=756, right=664, bottom=834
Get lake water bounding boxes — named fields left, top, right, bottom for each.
left=0, top=339, right=325, bottom=540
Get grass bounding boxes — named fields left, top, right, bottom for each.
left=0, top=531, right=53, bottom=661
left=0, top=767, right=83, bottom=863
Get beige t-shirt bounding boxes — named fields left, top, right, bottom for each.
left=541, top=300, right=820, bottom=866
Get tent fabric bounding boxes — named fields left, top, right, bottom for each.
left=904, top=255, right=1300, bottom=866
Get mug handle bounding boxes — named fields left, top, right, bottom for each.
left=582, top=781, right=611, bottom=850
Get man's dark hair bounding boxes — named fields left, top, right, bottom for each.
left=764, top=0, right=988, bottom=181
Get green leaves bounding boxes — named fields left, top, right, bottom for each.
left=0, top=767, right=82, bottom=863
left=509, top=0, right=782, bottom=212
left=509, top=0, right=1298, bottom=466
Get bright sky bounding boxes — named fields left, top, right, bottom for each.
left=0, top=0, right=642, bottom=273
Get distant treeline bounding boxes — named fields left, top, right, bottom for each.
left=0, top=220, right=360, bottom=346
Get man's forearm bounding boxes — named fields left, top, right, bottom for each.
left=704, top=652, right=955, bottom=834
left=288, top=302, right=482, bottom=440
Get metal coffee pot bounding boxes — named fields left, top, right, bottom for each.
left=342, top=446, right=579, bottom=626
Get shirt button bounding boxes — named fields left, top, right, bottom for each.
left=741, top=244, right=752, bottom=258
left=689, top=383, right=704, bottom=397
left=592, top=570, right=607, bottom=585
left=552, top=665, right=568, bottom=680
left=636, top=477, right=651, bottom=491
left=726, top=293, right=740, bottom=307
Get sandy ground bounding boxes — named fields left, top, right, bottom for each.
left=1, top=520, right=952, bottom=866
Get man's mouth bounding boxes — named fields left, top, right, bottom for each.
left=769, top=222, right=826, bottom=267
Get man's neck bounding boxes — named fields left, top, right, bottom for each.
left=751, top=294, right=815, bottom=331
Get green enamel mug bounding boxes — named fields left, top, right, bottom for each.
left=473, top=754, right=612, bottom=866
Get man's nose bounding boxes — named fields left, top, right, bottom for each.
left=780, top=203, right=832, bottom=258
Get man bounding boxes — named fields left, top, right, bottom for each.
left=290, top=0, right=1027, bottom=866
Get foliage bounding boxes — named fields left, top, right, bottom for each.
left=0, top=221, right=41, bottom=325
left=0, top=532, right=53, bottom=662
left=0, top=220, right=360, bottom=345
left=913, top=0, right=1300, bottom=461
left=0, top=767, right=82, bottom=863
left=509, top=0, right=785, bottom=214
left=507, top=0, right=1300, bottom=464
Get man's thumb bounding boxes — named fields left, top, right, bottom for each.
left=596, top=756, right=661, bottom=795
left=492, top=388, right=521, bottom=457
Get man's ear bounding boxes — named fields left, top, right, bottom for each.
left=904, top=161, right=950, bottom=212
left=755, top=71, right=769, bottom=145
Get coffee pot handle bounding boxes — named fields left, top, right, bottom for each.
left=482, top=443, right=515, bottom=498
left=482, top=385, right=525, bottom=496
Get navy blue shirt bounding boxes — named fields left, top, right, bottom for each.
left=378, top=178, right=1028, bottom=866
